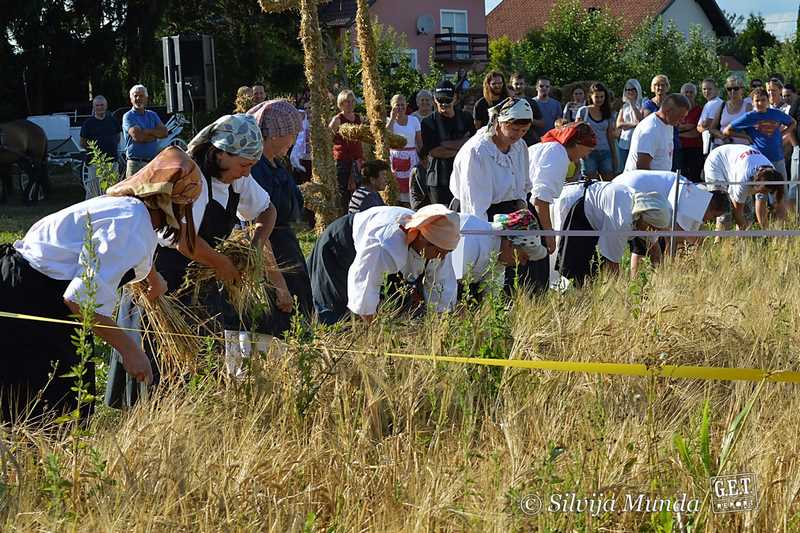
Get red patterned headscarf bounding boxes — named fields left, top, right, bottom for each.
left=541, top=122, right=597, bottom=147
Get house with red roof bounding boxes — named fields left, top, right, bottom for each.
left=487, top=0, right=734, bottom=42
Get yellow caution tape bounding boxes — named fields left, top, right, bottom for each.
left=3, top=310, right=799, bottom=383
left=323, top=347, right=800, bottom=384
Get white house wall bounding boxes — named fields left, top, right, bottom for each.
left=661, top=0, right=715, bottom=38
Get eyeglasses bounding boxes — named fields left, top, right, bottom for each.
left=435, top=97, right=454, bottom=105
left=625, top=88, right=637, bottom=92
left=726, top=86, right=742, bottom=91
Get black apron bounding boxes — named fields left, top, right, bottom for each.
left=451, top=197, right=548, bottom=294
left=155, top=174, right=240, bottom=295
left=308, top=213, right=357, bottom=325
left=555, top=181, right=601, bottom=286
left=1, top=243, right=134, bottom=423
left=308, top=213, right=427, bottom=324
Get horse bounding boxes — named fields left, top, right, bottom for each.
left=0, top=119, right=49, bottom=204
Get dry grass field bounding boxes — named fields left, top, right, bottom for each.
left=2, top=228, right=800, bottom=531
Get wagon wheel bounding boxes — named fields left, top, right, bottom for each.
left=17, top=168, right=46, bottom=205
left=169, top=138, right=188, bottom=151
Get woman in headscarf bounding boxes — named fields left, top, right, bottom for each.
left=247, top=100, right=314, bottom=337
left=450, top=96, right=540, bottom=290
left=308, top=204, right=460, bottom=325
left=527, top=122, right=597, bottom=288
left=616, top=79, right=643, bottom=173
left=151, top=113, right=285, bottom=377
left=553, top=181, right=671, bottom=286
left=0, top=147, right=201, bottom=422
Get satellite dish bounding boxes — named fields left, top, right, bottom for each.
left=417, top=14, right=435, bottom=35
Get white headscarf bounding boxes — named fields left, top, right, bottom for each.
left=623, top=79, right=643, bottom=109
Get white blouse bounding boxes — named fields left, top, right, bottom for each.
left=529, top=141, right=571, bottom=204
left=14, top=195, right=158, bottom=316
left=347, top=206, right=457, bottom=317
left=450, top=127, right=531, bottom=220
left=191, top=173, right=271, bottom=226
left=450, top=214, right=504, bottom=289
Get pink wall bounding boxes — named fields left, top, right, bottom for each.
left=368, top=0, right=487, bottom=73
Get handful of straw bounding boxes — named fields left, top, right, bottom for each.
left=339, top=123, right=408, bottom=150
left=183, top=228, right=273, bottom=320
left=128, top=282, right=207, bottom=376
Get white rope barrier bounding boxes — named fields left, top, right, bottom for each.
left=461, top=229, right=800, bottom=238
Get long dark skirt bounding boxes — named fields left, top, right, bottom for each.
left=555, top=198, right=602, bottom=286
left=0, top=246, right=95, bottom=423
left=308, top=213, right=357, bottom=325
left=258, top=226, right=313, bottom=336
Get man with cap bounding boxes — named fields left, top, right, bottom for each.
left=308, top=204, right=460, bottom=324
left=553, top=181, right=672, bottom=285
left=451, top=209, right=548, bottom=301
left=613, top=170, right=731, bottom=273
left=419, top=80, right=476, bottom=207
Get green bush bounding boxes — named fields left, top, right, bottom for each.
left=484, top=0, right=727, bottom=102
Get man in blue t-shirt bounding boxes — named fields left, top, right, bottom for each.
left=122, top=84, right=167, bottom=177
left=726, top=87, right=795, bottom=173
left=533, top=77, right=562, bottom=137
left=79, top=95, right=121, bottom=198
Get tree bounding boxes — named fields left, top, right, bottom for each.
left=748, top=37, right=800, bottom=86
left=623, top=18, right=727, bottom=96
left=338, top=21, right=423, bottom=104
left=481, top=1, right=726, bottom=101
left=735, top=14, right=779, bottom=65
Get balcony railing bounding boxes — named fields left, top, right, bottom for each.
left=434, top=33, right=489, bottom=63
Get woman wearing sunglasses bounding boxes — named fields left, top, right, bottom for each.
left=709, top=75, right=752, bottom=148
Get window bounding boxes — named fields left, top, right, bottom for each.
left=440, top=10, right=468, bottom=34
left=399, top=48, right=419, bottom=70
left=440, top=10, right=469, bottom=60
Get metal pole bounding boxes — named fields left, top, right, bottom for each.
left=670, top=169, right=681, bottom=256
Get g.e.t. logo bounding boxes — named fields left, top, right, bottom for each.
left=710, top=473, right=758, bottom=513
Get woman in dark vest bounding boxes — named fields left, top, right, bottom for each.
left=153, top=113, right=286, bottom=378
left=247, top=99, right=314, bottom=338
left=1, top=148, right=201, bottom=422
left=329, top=89, right=364, bottom=210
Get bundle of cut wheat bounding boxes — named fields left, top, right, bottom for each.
left=183, top=228, right=273, bottom=321
left=339, top=123, right=407, bottom=150
left=128, top=283, right=208, bottom=376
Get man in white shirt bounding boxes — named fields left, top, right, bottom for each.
left=704, top=144, right=784, bottom=229
left=553, top=182, right=671, bottom=284
left=697, top=78, right=723, bottom=155
left=625, top=94, right=690, bottom=171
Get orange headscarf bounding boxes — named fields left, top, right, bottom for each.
left=400, top=204, right=461, bottom=251
left=107, top=146, right=202, bottom=229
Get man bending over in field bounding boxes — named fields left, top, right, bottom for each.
left=704, top=144, right=784, bottom=230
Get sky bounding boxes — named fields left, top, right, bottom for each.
left=484, top=0, right=798, bottom=40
